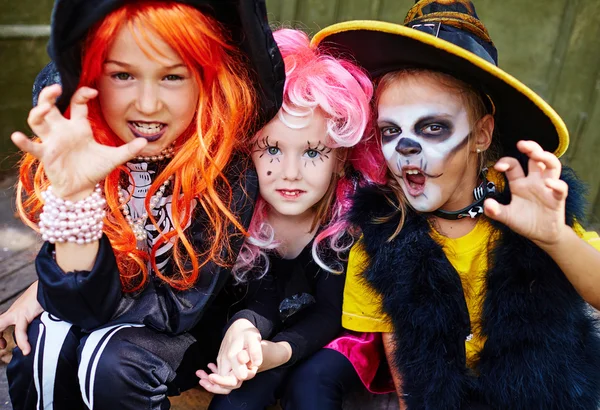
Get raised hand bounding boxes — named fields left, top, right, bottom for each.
left=484, top=140, right=568, bottom=247
left=11, top=84, right=147, bottom=200
left=0, top=282, right=43, bottom=356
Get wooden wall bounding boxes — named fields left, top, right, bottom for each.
left=2, top=0, right=600, bottom=221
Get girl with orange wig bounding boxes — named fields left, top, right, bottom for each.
left=1, top=0, right=284, bottom=408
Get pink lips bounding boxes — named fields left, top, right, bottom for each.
left=276, top=189, right=306, bottom=199
left=128, top=122, right=167, bottom=142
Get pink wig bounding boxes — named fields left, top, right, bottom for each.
left=233, top=28, right=374, bottom=281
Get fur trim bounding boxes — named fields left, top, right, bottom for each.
left=351, top=166, right=600, bottom=409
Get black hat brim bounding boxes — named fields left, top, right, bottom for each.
left=312, top=21, right=568, bottom=157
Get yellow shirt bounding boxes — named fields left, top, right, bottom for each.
left=342, top=222, right=600, bottom=367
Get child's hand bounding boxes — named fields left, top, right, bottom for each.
left=214, top=319, right=263, bottom=379
left=0, top=281, right=43, bottom=356
left=11, top=84, right=147, bottom=200
left=484, top=140, right=568, bottom=247
left=197, top=363, right=244, bottom=395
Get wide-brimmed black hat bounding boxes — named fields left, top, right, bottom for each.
left=35, top=0, right=284, bottom=130
left=311, top=0, right=568, bottom=157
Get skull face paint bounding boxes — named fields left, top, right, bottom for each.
left=377, top=73, right=477, bottom=212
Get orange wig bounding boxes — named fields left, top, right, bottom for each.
left=17, top=1, right=257, bottom=291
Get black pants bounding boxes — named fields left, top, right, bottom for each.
left=8, top=312, right=221, bottom=410
left=208, top=348, right=362, bottom=410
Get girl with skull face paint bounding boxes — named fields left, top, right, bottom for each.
left=1, top=1, right=285, bottom=408
left=196, top=28, right=375, bottom=409
left=307, top=1, right=600, bottom=409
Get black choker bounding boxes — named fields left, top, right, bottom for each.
left=431, top=170, right=496, bottom=220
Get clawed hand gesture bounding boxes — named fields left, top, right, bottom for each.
left=11, top=84, right=147, bottom=199
left=484, top=140, right=568, bottom=247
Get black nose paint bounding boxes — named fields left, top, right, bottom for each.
left=396, top=138, right=422, bottom=156
left=267, top=171, right=272, bottom=176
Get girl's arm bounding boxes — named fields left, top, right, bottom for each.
left=0, top=281, right=42, bottom=356
left=484, top=140, right=600, bottom=310
left=199, top=268, right=282, bottom=393
left=257, top=339, right=292, bottom=372
left=13, top=85, right=146, bottom=274
left=382, top=332, right=407, bottom=410
left=12, top=84, right=145, bottom=328
left=536, top=228, right=600, bottom=310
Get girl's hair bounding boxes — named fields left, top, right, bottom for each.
left=365, top=68, right=499, bottom=240
left=17, top=1, right=257, bottom=292
left=233, top=28, right=373, bottom=281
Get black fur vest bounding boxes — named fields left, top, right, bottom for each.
left=349, top=167, right=600, bottom=410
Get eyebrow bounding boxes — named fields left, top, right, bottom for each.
left=378, top=113, right=454, bottom=125
left=104, top=60, right=187, bottom=70
left=417, top=114, right=454, bottom=122
left=377, top=118, right=400, bottom=126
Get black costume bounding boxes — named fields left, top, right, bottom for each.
left=348, top=164, right=600, bottom=410
left=209, top=240, right=346, bottom=410
left=309, top=1, right=600, bottom=408
left=8, top=158, right=256, bottom=410
left=7, top=1, right=285, bottom=409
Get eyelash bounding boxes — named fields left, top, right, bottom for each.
left=380, top=126, right=401, bottom=143
left=421, top=123, right=448, bottom=136
left=253, top=137, right=333, bottom=166
left=112, top=72, right=132, bottom=81
left=163, top=74, right=184, bottom=81
left=380, top=126, right=401, bottom=137
left=380, top=123, right=449, bottom=139
left=110, top=72, right=185, bottom=81
left=304, top=141, right=332, bottom=166
left=254, top=136, right=281, bottom=163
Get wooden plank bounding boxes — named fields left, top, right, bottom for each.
left=171, top=387, right=213, bottom=410
left=0, top=244, right=38, bottom=281
left=476, top=0, right=568, bottom=98
left=296, top=0, right=339, bottom=33
left=0, top=37, right=53, bottom=175
left=0, top=0, right=53, bottom=25
left=551, top=0, right=600, bottom=165
left=544, top=0, right=579, bottom=104
left=0, top=363, right=11, bottom=410
left=279, top=0, right=299, bottom=25
left=169, top=387, right=400, bottom=410
left=0, top=263, right=37, bottom=308
left=265, top=0, right=282, bottom=23
left=0, top=24, right=50, bottom=39
left=0, top=292, right=23, bottom=315
left=344, top=391, right=400, bottom=409
left=337, top=0, right=382, bottom=21
left=376, top=0, right=414, bottom=24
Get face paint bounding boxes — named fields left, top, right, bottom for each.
left=377, top=74, right=477, bottom=213
left=252, top=108, right=337, bottom=220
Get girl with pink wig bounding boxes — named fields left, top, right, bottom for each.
left=196, top=28, right=376, bottom=409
